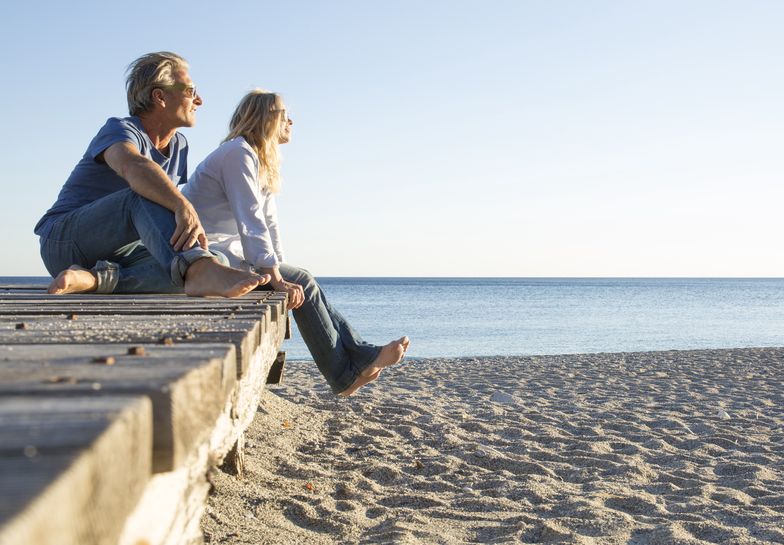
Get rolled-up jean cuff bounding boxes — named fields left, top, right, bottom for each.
left=332, top=346, right=382, bottom=395
left=170, top=248, right=216, bottom=287
left=92, top=260, right=120, bottom=294
left=210, top=250, right=230, bottom=266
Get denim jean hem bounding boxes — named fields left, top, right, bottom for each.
left=92, top=260, right=119, bottom=293
left=331, top=366, right=360, bottom=395
left=354, top=345, right=383, bottom=375
left=330, top=344, right=383, bottom=395
left=170, top=248, right=215, bottom=287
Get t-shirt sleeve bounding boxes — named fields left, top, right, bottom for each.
left=87, top=118, right=144, bottom=161
left=176, top=133, right=188, bottom=183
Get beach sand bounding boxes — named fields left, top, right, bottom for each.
left=202, top=348, right=784, bottom=544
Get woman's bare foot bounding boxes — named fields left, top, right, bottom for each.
left=48, top=265, right=98, bottom=295
left=339, top=336, right=410, bottom=397
left=184, top=257, right=270, bottom=298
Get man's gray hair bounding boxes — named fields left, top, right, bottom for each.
left=126, top=52, right=189, bottom=116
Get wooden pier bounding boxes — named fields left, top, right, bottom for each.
left=0, top=282, right=289, bottom=545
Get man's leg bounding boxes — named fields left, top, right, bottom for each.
left=112, top=244, right=230, bottom=293
left=40, top=195, right=142, bottom=279
left=42, top=188, right=263, bottom=296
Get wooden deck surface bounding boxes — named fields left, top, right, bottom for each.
left=0, top=284, right=289, bottom=545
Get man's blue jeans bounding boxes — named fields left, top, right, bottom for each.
left=39, top=188, right=216, bottom=293
left=276, top=264, right=381, bottom=394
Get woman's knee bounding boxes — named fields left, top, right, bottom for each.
left=282, top=265, right=318, bottom=293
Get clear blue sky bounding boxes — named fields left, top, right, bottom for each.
left=2, top=1, right=782, bottom=276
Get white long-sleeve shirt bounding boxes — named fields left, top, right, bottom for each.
left=181, top=137, right=284, bottom=270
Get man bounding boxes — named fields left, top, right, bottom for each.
left=34, top=52, right=266, bottom=297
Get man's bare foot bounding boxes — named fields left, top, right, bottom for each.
left=339, top=336, right=410, bottom=397
left=48, top=265, right=98, bottom=295
left=184, top=257, right=270, bottom=298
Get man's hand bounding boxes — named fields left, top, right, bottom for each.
left=172, top=201, right=209, bottom=251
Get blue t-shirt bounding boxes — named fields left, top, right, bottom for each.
left=34, top=116, right=188, bottom=237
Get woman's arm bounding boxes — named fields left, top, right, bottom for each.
left=264, top=194, right=285, bottom=264
left=220, top=145, right=303, bottom=309
left=220, top=145, right=280, bottom=268
left=257, top=265, right=304, bottom=309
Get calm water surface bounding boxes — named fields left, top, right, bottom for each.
left=288, top=278, right=784, bottom=359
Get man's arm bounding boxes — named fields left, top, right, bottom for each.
left=101, top=141, right=207, bottom=251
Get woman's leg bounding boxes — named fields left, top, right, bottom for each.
left=279, top=264, right=381, bottom=393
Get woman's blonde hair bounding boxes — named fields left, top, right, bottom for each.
left=224, top=89, right=286, bottom=193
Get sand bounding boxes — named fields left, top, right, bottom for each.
left=202, top=348, right=784, bottom=544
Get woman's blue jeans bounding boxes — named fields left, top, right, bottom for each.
left=276, top=264, right=381, bottom=395
left=38, top=188, right=216, bottom=293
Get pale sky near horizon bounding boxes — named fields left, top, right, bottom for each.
left=1, top=1, right=782, bottom=277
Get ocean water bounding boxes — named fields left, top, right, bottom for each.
left=6, top=277, right=784, bottom=359
left=286, top=277, right=784, bottom=359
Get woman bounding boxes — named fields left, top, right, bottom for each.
left=182, top=90, right=409, bottom=396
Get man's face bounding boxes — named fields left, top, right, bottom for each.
left=162, top=68, right=202, bottom=128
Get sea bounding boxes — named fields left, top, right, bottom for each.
left=6, top=277, right=784, bottom=360
left=285, top=277, right=784, bottom=360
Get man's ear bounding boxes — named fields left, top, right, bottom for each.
left=151, top=88, right=166, bottom=108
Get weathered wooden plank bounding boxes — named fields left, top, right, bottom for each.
left=0, top=290, right=284, bottom=314
left=0, top=299, right=274, bottom=308
left=0, top=344, right=236, bottom=473
left=117, top=298, right=289, bottom=545
left=0, top=291, right=284, bottom=304
left=0, top=303, right=280, bottom=319
left=183, top=330, right=259, bottom=377
left=117, top=454, right=210, bottom=545
left=0, top=395, right=152, bottom=545
left=0, top=287, right=48, bottom=293
left=0, top=314, right=264, bottom=343
left=0, top=279, right=49, bottom=291
left=0, top=314, right=265, bottom=329
left=0, top=286, right=290, bottom=545
left=0, top=315, right=267, bottom=379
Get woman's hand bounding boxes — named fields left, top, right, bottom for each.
left=271, top=278, right=305, bottom=310
left=260, top=266, right=305, bottom=310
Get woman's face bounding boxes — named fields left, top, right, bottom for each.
left=278, top=107, right=293, bottom=144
